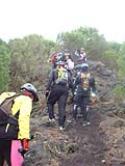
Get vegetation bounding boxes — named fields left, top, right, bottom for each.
left=57, top=27, right=108, bottom=60
left=8, top=35, right=56, bottom=90
left=112, top=85, right=125, bottom=103
left=0, top=39, right=10, bottom=92
left=0, top=26, right=125, bottom=101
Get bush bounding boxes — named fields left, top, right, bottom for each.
left=112, top=85, right=125, bottom=103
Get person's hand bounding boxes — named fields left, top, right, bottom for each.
left=90, top=92, right=97, bottom=104
left=21, top=139, right=29, bottom=152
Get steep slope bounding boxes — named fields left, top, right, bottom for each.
left=24, top=60, right=125, bottom=166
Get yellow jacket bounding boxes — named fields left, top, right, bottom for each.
left=0, top=92, right=32, bottom=139
left=12, top=95, right=32, bottom=139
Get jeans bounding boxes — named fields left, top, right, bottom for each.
left=47, top=84, right=68, bottom=127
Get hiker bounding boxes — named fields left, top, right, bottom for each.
left=48, top=52, right=58, bottom=69
left=73, top=63, right=96, bottom=126
left=74, top=48, right=87, bottom=77
left=0, top=83, right=38, bottom=166
left=48, top=52, right=65, bottom=69
left=75, top=48, right=87, bottom=64
left=64, top=52, right=74, bottom=73
left=45, top=60, right=73, bottom=131
left=79, top=47, right=87, bottom=62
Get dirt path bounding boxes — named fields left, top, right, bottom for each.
left=25, top=105, right=116, bottom=166
left=60, top=110, right=106, bottom=166
left=25, top=106, right=108, bottom=166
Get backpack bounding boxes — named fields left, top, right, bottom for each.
left=55, top=67, right=69, bottom=85
left=80, top=72, right=90, bottom=90
left=0, top=92, right=19, bottom=139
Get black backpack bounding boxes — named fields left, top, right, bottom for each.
left=0, top=94, right=20, bottom=139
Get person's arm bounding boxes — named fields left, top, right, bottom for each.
left=46, top=70, right=55, bottom=91
left=68, top=72, right=74, bottom=94
left=90, top=77, right=96, bottom=93
left=12, top=96, right=32, bottom=139
left=73, top=75, right=80, bottom=90
left=45, top=70, right=56, bottom=98
left=89, top=77, right=97, bottom=104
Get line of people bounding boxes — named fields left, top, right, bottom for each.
left=0, top=48, right=97, bottom=165
left=45, top=49, right=97, bottom=130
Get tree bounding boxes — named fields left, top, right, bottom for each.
left=56, top=26, right=108, bottom=60
left=8, top=35, right=56, bottom=89
left=0, top=39, right=10, bottom=92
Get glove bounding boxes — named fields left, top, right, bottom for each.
left=19, top=139, right=29, bottom=156
left=90, top=92, right=97, bottom=104
left=91, top=92, right=96, bottom=97
left=21, top=139, right=29, bottom=151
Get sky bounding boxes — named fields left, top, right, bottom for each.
left=0, top=0, right=125, bottom=43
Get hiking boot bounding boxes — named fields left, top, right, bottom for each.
left=67, top=119, right=72, bottom=123
left=59, top=126, right=64, bottom=131
left=48, top=118, right=55, bottom=122
left=48, top=118, right=56, bottom=127
left=82, top=121, right=91, bottom=127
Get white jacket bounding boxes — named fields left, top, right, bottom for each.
left=66, top=59, right=74, bottom=70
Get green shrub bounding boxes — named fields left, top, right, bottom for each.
left=112, top=85, right=125, bottom=103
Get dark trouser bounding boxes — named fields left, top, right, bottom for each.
left=73, top=88, right=90, bottom=121
left=0, top=140, right=11, bottom=166
left=47, top=84, right=68, bottom=127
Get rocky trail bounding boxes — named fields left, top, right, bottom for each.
left=60, top=109, right=106, bottom=166
left=25, top=104, right=125, bottom=166
left=24, top=61, right=125, bottom=166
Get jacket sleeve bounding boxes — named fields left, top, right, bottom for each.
left=89, top=77, right=96, bottom=93
left=46, top=69, right=56, bottom=90
left=12, top=96, right=32, bottom=139
left=73, top=75, right=81, bottom=90
left=67, top=72, right=74, bottom=94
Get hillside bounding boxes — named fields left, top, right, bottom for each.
left=23, top=60, right=125, bottom=166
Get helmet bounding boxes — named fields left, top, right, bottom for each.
left=81, top=63, right=89, bottom=72
left=20, top=83, right=38, bottom=102
left=56, top=52, right=65, bottom=62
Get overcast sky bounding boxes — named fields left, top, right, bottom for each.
left=0, top=0, right=125, bottom=43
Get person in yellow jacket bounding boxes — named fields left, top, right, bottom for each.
left=0, top=83, right=38, bottom=166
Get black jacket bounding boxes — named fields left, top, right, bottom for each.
left=73, top=72, right=96, bottom=93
